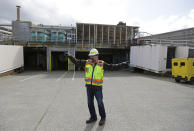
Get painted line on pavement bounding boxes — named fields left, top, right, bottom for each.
left=104, top=77, right=109, bottom=80
left=20, top=75, right=41, bottom=82
left=33, top=82, right=63, bottom=131
left=72, top=71, right=76, bottom=80
left=56, top=71, right=68, bottom=81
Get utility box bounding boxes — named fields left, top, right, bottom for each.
left=172, top=58, right=194, bottom=82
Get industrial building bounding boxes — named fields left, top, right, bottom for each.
left=141, top=27, right=194, bottom=41
left=0, top=6, right=139, bottom=72
left=1, top=5, right=194, bottom=131
left=1, top=6, right=194, bottom=74
left=0, top=26, right=12, bottom=42
left=138, top=27, right=194, bottom=47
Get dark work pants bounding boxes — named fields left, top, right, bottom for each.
left=86, top=87, right=106, bottom=119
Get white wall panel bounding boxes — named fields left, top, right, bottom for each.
left=175, top=46, right=189, bottom=58
left=0, top=45, right=23, bottom=74
left=130, top=44, right=168, bottom=73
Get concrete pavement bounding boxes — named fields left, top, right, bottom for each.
left=0, top=71, right=194, bottom=131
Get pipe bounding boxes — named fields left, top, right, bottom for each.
left=16, top=6, right=21, bottom=21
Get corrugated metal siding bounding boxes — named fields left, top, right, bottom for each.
left=12, top=21, right=31, bottom=42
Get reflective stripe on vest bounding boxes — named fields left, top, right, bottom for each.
left=85, top=60, right=104, bottom=86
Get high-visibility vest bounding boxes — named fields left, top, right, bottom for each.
left=85, top=60, right=104, bottom=86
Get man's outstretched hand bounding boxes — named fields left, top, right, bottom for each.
left=64, top=52, right=71, bottom=57
left=122, top=61, right=130, bottom=65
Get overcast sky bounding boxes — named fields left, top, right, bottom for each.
left=0, top=0, right=194, bottom=34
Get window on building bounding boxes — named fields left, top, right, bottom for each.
left=174, top=62, right=178, bottom=66
left=180, top=62, right=185, bottom=66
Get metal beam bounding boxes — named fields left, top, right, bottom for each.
left=108, top=26, right=110, bottom=44
left=46, top=47, right=51, bottom=72
left=36, top=31, right=37, bottom=41
left=102, top=26, right=103, bottom=45
left=76, top=25, right=77, bottom=44
left=89, top=25, right=90, bottom=45
left=82, top=24, right=84, bottom=48
left=131, top=27, right=133, bottom=45
left=126, top=27, right=128, bottom=46
left=0, top=24, right=12, bottom=26
left=93, top=25, right=96, bottom=46
left=56, top=32, right=58, bottom=43
left=120, top=27, right=122, bottom=45
left=114, top=26, right=116, bottom=45
left=96, top=25, right=98, bottom=45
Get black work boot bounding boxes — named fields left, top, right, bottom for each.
left=99, top=118, right=106, bottom=126
left=86, top=117, right=97, bottom=124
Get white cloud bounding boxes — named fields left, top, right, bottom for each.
left=1, top=0, right=194, bottom=35
left=17, top=0, right=128, bottom=25
left=138, top=9, right=194, bottom=34
left=19, top=0, right=76, bottom=26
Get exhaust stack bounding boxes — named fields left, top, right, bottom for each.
left=16, top=6, right=21, bottom=21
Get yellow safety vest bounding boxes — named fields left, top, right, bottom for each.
left=85, top=60, right=104, bottom=86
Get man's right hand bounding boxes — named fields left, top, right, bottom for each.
left=64, top=52, right=70, bottom=57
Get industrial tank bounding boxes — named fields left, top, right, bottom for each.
left=38, top=32, right=49, bottom=42
left=58, top=33, right=65, bottom=43
left=30, top=32, right=36, bottom=42
left=51, top=32, right=57, bottom=42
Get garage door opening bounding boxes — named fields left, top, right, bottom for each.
left=51, top=52, right=68, bottom=71
left=166, top=47, right=176, bottom=69
left=24, top=47, right=46, bottom=70
left=189, top=49, right=194, bottom=58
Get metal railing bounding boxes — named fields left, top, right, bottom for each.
left=13, top=40, right=130, bottom=49
left=137, top=39, right=194, bottom=47
left=29, top=38, right=76, bottom=43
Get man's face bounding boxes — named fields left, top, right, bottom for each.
left=90, top=55, right=98, bottom=62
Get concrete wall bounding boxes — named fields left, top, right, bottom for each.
left=0, top=45, right=24, bottom=74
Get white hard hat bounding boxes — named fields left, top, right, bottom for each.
left=88, top=48, right=99, bottom=56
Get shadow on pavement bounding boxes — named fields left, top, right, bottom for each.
left=84, top=122, right=105, bottom=131
left=96, top=124, right=105, bottom=131
left=84, top=123, right=96, bottom=131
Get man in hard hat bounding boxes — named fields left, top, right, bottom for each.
left=65, top=48, right=129, bottom=126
